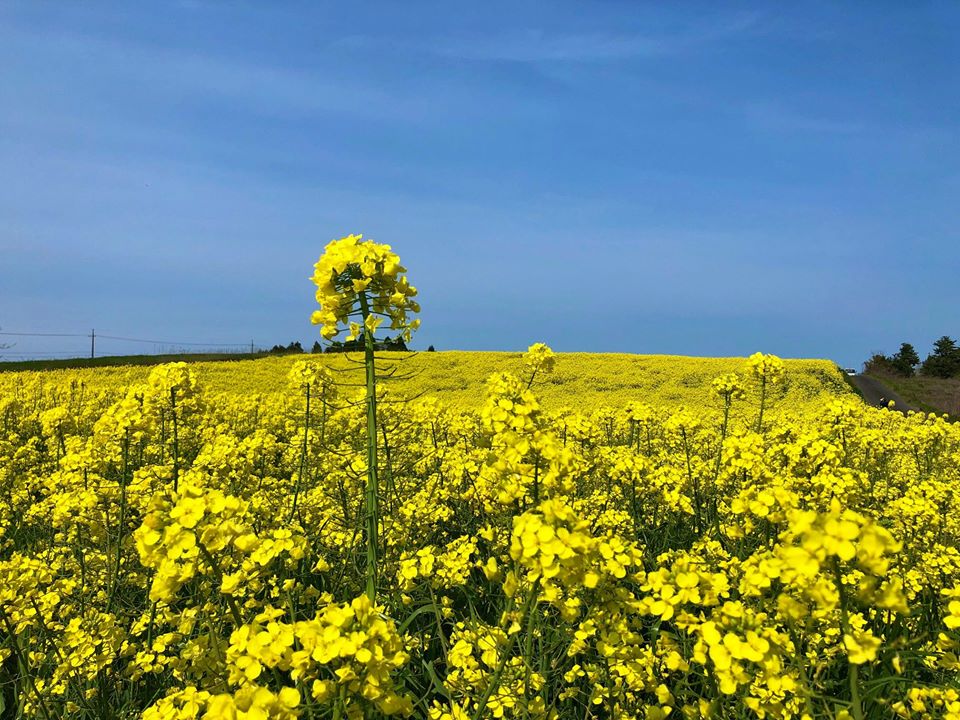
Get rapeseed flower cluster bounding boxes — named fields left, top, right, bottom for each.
left=309, top=233, right=420, bottom=342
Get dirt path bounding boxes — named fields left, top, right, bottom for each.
left=849, top=375, right=917, bottom=413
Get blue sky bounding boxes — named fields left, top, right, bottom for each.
left=1, top=2, right=957, bottom=366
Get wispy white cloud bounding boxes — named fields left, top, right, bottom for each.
left=741, top=101, right=865, bottom=135
left=327, top=11, right=764, bottom=64
left=434, top=29, right=669, bottom=63
left=0, top=23, right=436, bottom=124
left=423, top=12, right=764, bottom=63
left=739, top=99, right=957, bottom=145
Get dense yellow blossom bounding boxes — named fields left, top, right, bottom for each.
left=0, top=347, right=958, bottom=719
left=309, top=233, right=420, bottom=341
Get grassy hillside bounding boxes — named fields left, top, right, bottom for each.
left=869, top=374, right=960, bottom=418
left=0, top=350, right=855, bottom=415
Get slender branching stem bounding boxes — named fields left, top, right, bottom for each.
left=358, top=289, right=381, bottom=604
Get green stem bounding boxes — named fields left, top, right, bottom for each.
left=332, top=684, right=347, bottom=720
left=756, top=377, right=767, bottom=433
left=107, top=430, right=130, bottom=613
left=381, top=422, right=397, bottom=513
left=471, top=590, right=538, bottom=720
left=0, top=606, right=54, bottom=720
left=681, top=428, right=701, bottom=534
left=522, top=590, right=539, bottom=719
left=291, top=383, right=310, bottom=519
left=146, top=600, right=157, bottom=650
left=427, top=585, right=450, bottom=658
left=833, top=559, right=864, bottom=720
left=196, top=539, right=243, bottom=626
left=710, top=398, right=731, bottom=536
left=170, top=389, right=180, bottom=492
left=713, top=398, right=731, bottom=484
left=357, top=290, right=380, bottom=604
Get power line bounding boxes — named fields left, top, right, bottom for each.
left=0, top=331, right=87, bottom=337
left=1, top=328, right=262, bottom=362
left=0, top=331, right=251, bottom=347
left=0, top=351, right=84, bottom=357
left=2, top=349, right=253, bottom=357
left=97, top=334, right=250, bottom=347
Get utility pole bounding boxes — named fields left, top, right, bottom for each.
left=90, top=329, right=95, bottom=359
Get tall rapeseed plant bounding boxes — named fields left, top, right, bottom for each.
left=748, top=352, right=785, bottom=432
left=310, top=233, right=420, bottom=602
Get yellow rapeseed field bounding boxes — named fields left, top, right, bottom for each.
left=1, top=350, right=853, bottom=413
left=1, top=235, right=958, bottom=720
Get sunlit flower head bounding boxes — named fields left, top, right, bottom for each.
left=310, top=234, right=420, bottom=342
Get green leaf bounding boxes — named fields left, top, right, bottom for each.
left=423, top=659, right=451, bottom=699
left=398, top=603, right=440, bottom=634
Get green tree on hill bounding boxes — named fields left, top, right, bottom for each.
left=892, top=342, right=920, bottom=377
left=921, top=336, right=960, bottom=378
left=269, top=341, right=305, bottom=355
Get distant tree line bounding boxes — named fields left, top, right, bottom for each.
left=267, top=341, right=304, bottom=355
left=266, top=335, right=410, bottom=355
left=321, top=335, right=409, bottom=353
left=865, top=336, right=960, bottom=379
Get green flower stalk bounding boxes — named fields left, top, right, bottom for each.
left=287, top=360, right=338, bottom=521
left=748, top=352, right=785, bottom=432
left=310, top=234, right=420, bottom=602
left=358, top=289, right=380, bottom=602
